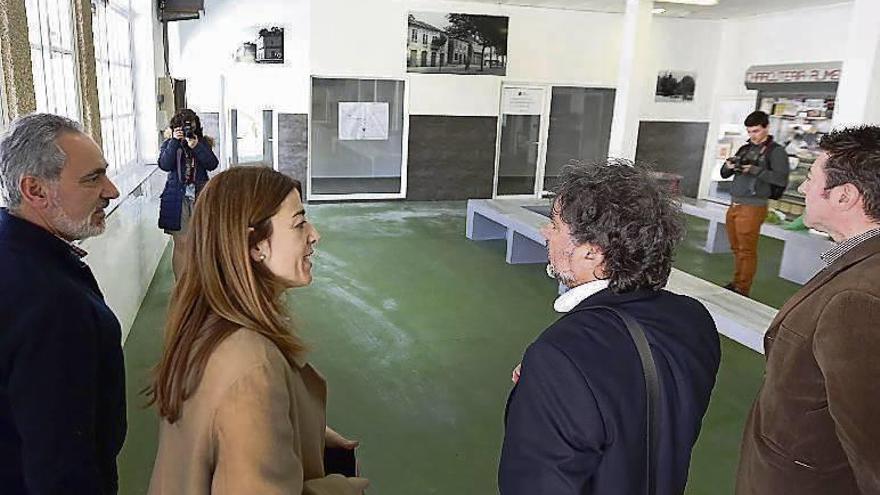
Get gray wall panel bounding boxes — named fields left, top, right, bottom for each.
left=635, top=121, right=709, bottom=198
left=407, top=115, right=497, bottom=201
left=196, top=112, right=220, bottom=156
left=278, top=113, right=309, bottom=199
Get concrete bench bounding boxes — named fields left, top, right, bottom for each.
left=680, top=198, right=834, bottom=284
left=466, top=198, right=550, bottom=264
left=666, top=269, right=774, bottom=353
left=466, top=198, right=774, bottom=354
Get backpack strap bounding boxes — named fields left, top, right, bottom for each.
left=568, top=305, right=660, bottom=495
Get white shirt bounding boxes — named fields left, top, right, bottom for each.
left=553, top=279, right=610, bottom=313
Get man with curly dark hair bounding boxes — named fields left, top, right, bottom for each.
left=737, top=125, right=880, bottom=495
left=499, top=160, right=721, bottom=495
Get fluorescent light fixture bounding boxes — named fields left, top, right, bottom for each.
left=658, top=0, right=718, bottom=5
left=652, top=7, right=667, bottom=14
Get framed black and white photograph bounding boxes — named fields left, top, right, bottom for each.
left=655, top=71, right=696, bottom=102
left=407, top=12, right=508, bottom=75
left=233, top=26, right=285, bottom=64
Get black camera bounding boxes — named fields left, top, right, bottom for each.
left=728, top=156, right=755, bottom=172
left=182, top=121, right=196, bottom=139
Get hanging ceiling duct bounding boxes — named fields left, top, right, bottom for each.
left=158, top=0, right=204, bottom=22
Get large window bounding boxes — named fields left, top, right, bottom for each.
left=92, top=0, right=137, bottom=173
left=25, top=0, right=80, bottom=121
left=310, top=78, right=406, bottom=198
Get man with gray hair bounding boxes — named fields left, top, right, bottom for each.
left=0, top=113, right=124, bottom=494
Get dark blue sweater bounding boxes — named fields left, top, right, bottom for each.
left=500, top=288, right=721, bottom=495
left=0, top=209, right=126, bottom=494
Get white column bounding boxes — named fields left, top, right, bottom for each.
left=607, top=0, right=654, bottom=160
left=833, top=0, right=880, bottom=127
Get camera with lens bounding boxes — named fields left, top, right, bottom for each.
left=182, top=121, right=196, bottom=139
left=727, top=155, right=755, bottom=173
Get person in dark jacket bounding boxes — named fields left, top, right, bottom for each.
left=0, top=113, right=125, bottom=494
left=719, top=110, right=790, bottom=296
left=158, top=109, right=219, bottom=278
left=499, top=160, right=721, bottom=495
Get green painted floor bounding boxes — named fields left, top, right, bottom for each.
left=118, top=201, right=800, bottom=495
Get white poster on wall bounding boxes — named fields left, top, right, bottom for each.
left=338, top=102, right=389, bottom=140
left=501, top=88, right=544, bottom=115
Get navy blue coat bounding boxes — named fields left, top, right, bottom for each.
left=499, top=288, right=721, bottom=495
left=0, top=209, right=126, bottom=494
left=157, top=137, right=218, bottom=231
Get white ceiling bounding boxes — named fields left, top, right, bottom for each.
left=451, top=0, right=851, bottom=20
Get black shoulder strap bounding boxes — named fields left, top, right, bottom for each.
left=734, top=143, right=751, bottom=157
left=759, top=138, right=773, bottom=168
left=570, top=305, right=660, bottom=495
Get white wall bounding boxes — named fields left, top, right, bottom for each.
left=640, top=17, right=722, bottom=122
left=82, top=170, right=168, bottom=344
left=172, top=0, right=726, bottom=124
left=311, top=1, right=624, bottom=117
left=835, top=0, right=880, bottom=126
left=311, top=0, right=725, bottom=121
left=170, top=0, right=311, bottom=114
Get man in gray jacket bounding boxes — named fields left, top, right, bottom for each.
left=720, top=110, right=789, bottom=296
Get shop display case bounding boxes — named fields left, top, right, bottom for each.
left=706, top=62, right=841, bottom=219
left=758, top=95, right=835, bottom=217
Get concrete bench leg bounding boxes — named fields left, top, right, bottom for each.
left=506, top=230, right=548, bottom=264
left=704, top=221, right=732, bottom=254
left=467, top=211, right=507, bottom=241
left=780, top=240, right=825, bottom=284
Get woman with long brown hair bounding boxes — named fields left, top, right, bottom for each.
left=147, top=167, right=368, bottom=494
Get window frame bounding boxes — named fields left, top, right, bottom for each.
left=0, top=55, right=7, bottom=128
left=91, top=0, right=140, bottom=176
left=25, top=0, right=82, bottom=121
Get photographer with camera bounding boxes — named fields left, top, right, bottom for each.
left=159, top=109, right=219, bottom=279
left=720, top=110, right=789, bottom=297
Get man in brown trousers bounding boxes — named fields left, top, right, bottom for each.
left=720, top=110, right=790, bottom=297
left=737, top=125, right=880, bottom=494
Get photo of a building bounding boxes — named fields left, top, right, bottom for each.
left=407, top=12, right=507, bottom=75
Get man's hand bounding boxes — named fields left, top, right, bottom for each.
left=326, top=426, right=359, bottom=450
left=723, top=159, right=737, bottom=170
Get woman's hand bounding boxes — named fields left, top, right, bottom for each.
left=185, top=136, right=199, bottom=149
left=348, top=477, right=370, bottom=493
left=326, top=426, right=359, bottom=450
left=512, top=363, right=522, bottom=384
left=172, top=127, right=184, bottom=140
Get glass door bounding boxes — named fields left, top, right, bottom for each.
left=543, top=87, right=615, bottom=193
left=230, top=107, right=273, bottom=167
left=494, top=85, right=549, bottom=197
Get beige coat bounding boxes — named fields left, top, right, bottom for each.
left=148, top=328, right=360, bottom=495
